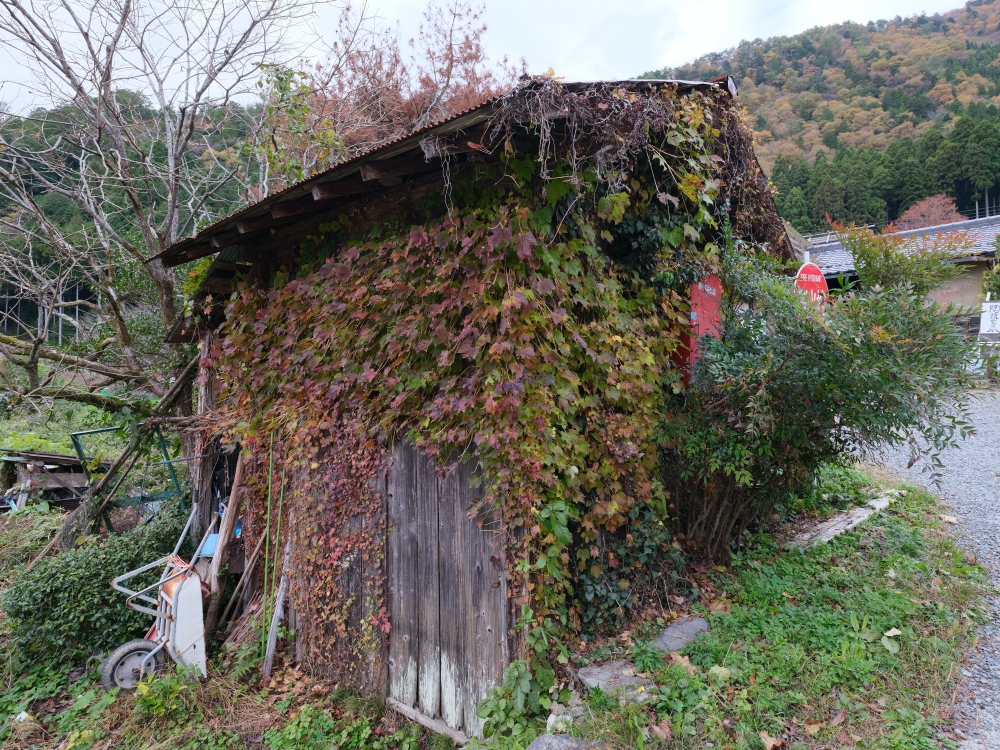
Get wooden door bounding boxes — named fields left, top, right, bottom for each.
left=386, top=442, right=508, bottom=739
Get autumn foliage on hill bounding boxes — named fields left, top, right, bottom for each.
left=650, top=0, right=1000, bottom=172
left=258, top=0, right=521, bottom=190
left=892, top=194, right=966, bottom=229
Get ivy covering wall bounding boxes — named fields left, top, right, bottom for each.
left=211, top=79, right=786, bottom=673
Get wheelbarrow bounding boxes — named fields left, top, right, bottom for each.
left=101, top=499, right=218, bottom=690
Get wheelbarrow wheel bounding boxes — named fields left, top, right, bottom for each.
left=101, top=639, right=165, bottom=690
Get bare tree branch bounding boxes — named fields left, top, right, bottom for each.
left=0, top=0, right=316, bottom=413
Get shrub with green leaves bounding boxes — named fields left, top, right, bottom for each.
left=838, top=222, right=968, bottom=297
left=1, top=504, right=186, bottom=664
left=477, top=658, right=564, bottom=746
left=576, top=503, right=683, bottom=632
left=663, top=235, right=976, bottom=559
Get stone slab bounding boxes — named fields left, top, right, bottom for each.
left=577, top=660, right=655, bottom=700
left=527, top=734, right=605, bottom=750
left=652, top=616, right=709, bottom=654
left=790, top=494, right=899, bottom=548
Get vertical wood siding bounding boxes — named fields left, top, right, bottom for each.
left=387, top=443, right=418, bottom=706
left=387, top=443, right=508, bottom=739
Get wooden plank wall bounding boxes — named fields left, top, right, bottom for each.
left=387, top=442, right=509, bottom=739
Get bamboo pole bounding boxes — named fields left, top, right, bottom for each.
left=269, top=471, right=285, bottom=613
left=260, top=436, right=274, bottom=662
left=262, top=538, right=291, bottom=678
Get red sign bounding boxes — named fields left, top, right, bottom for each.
left=673, top=273, right=723, bottom=385
left=689, top=274, right=723, bottom=340
left=795, top=262, right=829, bottom=302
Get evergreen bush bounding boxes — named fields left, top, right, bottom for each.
left=662, top=230, right=975, bottom=559
left=2, top=504, right=187, bottom=664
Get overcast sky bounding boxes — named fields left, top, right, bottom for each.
left=0, top=0, right=969, bottom=111
left=325, top=0, right=967, bottom=80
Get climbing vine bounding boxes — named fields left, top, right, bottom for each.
left=213, top=78, right=785, bottom=667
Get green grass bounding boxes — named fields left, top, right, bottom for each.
left=572, top=481, right=988, bottom=750
left=777, top=463, right=876, bottom=519
left=0, top=506, right=62, bottom=589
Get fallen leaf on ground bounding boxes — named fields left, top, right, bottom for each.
left=940, top=709, right=954, bottom=720
left=650, top=719, right=672, bottom=741
left=668, top=595, right=685, bottom=605
left=804, top=718, right=824, bottom=736
left=668, top=651, right=696, bottom=676
left=759, top=730, right=783, bottom=750
left=835, top=731, right=854, bottom=745
left=940, top=514, right=959, bottom=523
left=709, top=599, right=731, bottom=614
left=883, top=628, right=902, bottom=637
left=931, top=577, right=944, bottom=587
left=830, top=709, right=847, bottom=727
left=709, top=665, right=732, bottom=681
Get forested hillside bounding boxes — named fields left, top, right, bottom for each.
left=647, top=0, right=1000, bottom=231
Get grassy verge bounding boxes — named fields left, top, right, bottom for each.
left=2, top=660, right=441, bottom=750
left=570, top=475, right=988, bottom=750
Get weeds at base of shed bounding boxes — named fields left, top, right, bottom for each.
left=4, top=660, right=445, bottom=750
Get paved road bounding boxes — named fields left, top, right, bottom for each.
left=881, top=391, right=1000, bottom=749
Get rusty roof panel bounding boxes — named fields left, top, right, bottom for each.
left=152, top=78, right=733, bottom=268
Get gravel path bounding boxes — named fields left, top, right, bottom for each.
left=881, top=391, right=1000, bottom=749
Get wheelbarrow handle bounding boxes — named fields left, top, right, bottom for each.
left=117, top=565, right=190, bottom=608
left=112, top=556, right=172, bottom=597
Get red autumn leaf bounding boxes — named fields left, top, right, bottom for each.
left=516, top=231, right=538, bottom=259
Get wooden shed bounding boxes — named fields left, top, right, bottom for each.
left=156, top=76, right=786, bottom=740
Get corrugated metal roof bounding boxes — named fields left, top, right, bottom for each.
left=152, top=77, right=734, bottom=267
left=811, top=214, right=1000, bottom=277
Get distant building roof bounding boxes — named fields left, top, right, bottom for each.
left=809, top=215, right=1000, bottom=278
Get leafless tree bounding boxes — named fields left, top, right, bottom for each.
left=0, top=0, right=518, bottom=417
left=259, top=0, right=521, bottom=192
left=0, top=0, right=314, bottom=413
